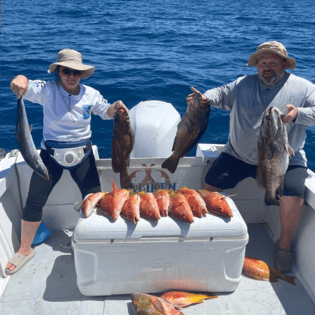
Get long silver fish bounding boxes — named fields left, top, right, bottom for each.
left=256, top=106, right=294, bottom=206
left=16, top=98, right=49, bottom=180
left=162, top=87, right=211, bottom=173
left=111, top=108, right=135, bottom=189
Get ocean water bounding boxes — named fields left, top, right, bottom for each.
left=1, top=0, right=315, bottom=170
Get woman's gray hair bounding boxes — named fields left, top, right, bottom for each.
left=54, top=66, right=61, bottom=82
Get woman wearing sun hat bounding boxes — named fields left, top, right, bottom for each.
left=7, top=49, right=128, bottom=275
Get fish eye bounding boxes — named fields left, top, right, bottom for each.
left=133, top=300, right=138, bottom=305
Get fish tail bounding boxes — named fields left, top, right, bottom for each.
left=282, top=274, right=297, bottom=286
left=161, top=154, right=180, bottom=174
left=112, top=180, right=118, bottom=191
left=120, top=169, right=133, bottom=189
left=264, top=192, right=280, bottom=206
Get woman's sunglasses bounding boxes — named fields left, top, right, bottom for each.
left=61, top=68, right=83, bottom=77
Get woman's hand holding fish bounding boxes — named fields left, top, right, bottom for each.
left=281, top=104, right=298, bottom=124
left=107, top=100, right=128, bottom=118
left=10, top=75, right=29, bottom=99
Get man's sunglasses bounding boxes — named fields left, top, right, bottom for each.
left=61, top=68, right=84, bottom=76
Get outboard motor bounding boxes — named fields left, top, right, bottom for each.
left=129, top=100, right=181, bottom=158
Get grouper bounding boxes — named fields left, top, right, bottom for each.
left=111, top=108, right=135, bottom=189
left=256, top=106, right=294, bottom=206
left=162, top=87, right=211, bottom=174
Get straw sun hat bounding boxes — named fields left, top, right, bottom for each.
left=247, top=41, right=296, bottom=70
left=48, top=49, right=95, bottom=79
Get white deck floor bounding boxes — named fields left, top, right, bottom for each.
left=1, top=224, right=315, bottom=315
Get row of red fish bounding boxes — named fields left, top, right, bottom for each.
left=132, top=257, right=296, bottom=314
left=80, top=181, right=233, bottom=222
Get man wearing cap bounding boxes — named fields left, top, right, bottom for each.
left=6, top=49, right=128, bottom=275
left=187, top=41, right=315, bottom=273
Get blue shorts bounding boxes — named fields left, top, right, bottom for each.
left=205, top=152, right=308, bottom=199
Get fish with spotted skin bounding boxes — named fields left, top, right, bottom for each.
left=111, top=108, right=135, bottom=189
left=162, top=87, right=211, bottom=174
left=16, top=97, right=49, bottom=180
left=132, top=292, right=184, bottom=315
left=256, top=106, right=294, bottom=206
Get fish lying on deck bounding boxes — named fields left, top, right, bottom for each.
left=111, top=108, right=135, bottom=189
left=132, top=292, right=184, bottom=315
left=162, top=87, right=211, bottom=174
left=16, top=98, right=49, bottom=180
left=99, top=181, right=129, bottom=221
left=243, top=256, right=296, bottom=285
left=256, top=106, right=294, bottom=206
left=160, top=291, right=218, bottom=309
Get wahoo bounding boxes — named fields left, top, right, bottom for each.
left=15, top=98, right=49, bottom=180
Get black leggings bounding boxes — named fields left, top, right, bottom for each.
left=22, top=149, right=101, bottom=222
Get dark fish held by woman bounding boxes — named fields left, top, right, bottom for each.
left=111, top=108, right=135, bottom=189
left=15, top=97, right=49, bottom=180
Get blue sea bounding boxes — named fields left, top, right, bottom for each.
left=1, top=0, right=315, bottom=170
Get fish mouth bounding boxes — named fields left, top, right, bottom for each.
left=264, top=107, right=282, bottom=133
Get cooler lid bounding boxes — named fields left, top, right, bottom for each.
left=73, top=198, right=248, bottom=242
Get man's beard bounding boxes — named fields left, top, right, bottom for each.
left=260, top=70, right=279, bottom=86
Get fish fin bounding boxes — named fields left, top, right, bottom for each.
left=269, top=274, right=279, bottom=283
left=276, top=181, right=283, bottom=200
left=162, top=154, right=180, bottom=174
left=256, top=167, right=265, bottom=188
left=286, top=145, right=295, bottom=157
left=112, top=180, right=118, bottom=191
left=150, top=297, right=169, bottom=313
left=256, top=175, right=263, bottom=188
left=29, top=124, right=33, bottom=133
left=111, top=143, right=121, bottom=173
left=274, top=270, right=297, bottom=286
left=270, top=266, right=297, bottom=286
left=283, top=274, right=297, bottom=286
left=120, top=169, right=133, bottom=189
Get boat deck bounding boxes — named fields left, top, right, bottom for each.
left=1, top=224, right=315, bottom=315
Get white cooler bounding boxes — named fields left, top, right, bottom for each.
left=72, top=197, right=248, bottom=296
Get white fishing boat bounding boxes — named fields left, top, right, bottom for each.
left=0, top=101, right=315, bottom=314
